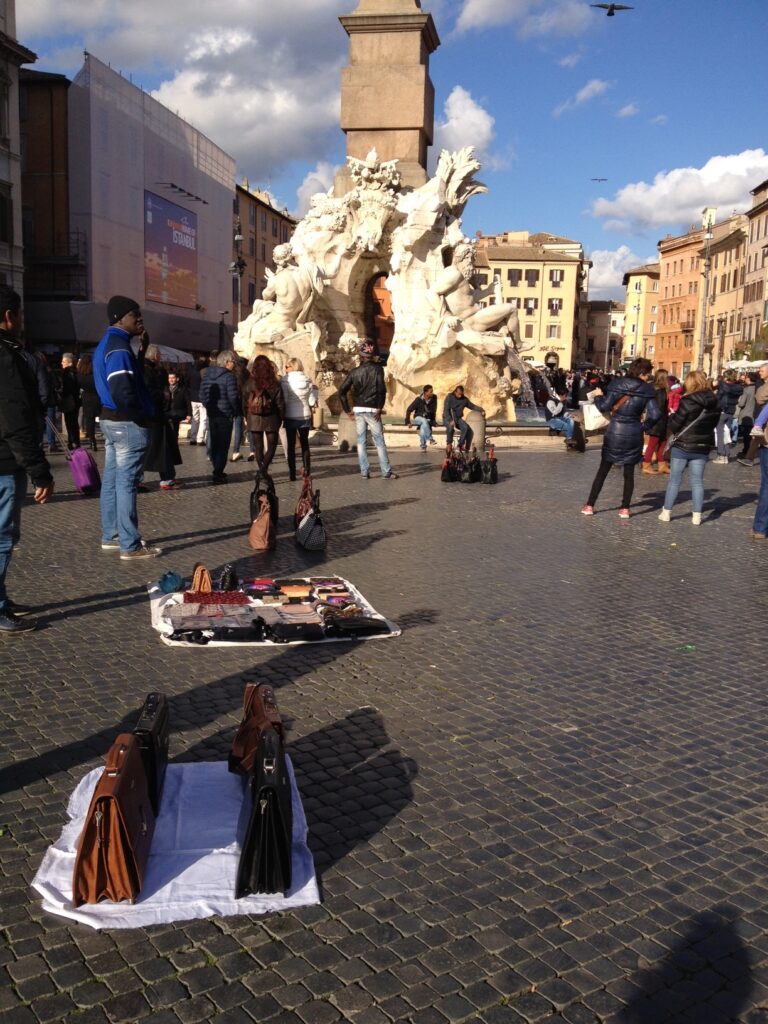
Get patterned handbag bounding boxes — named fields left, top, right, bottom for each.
left=295, top=489, right=327, bottom=551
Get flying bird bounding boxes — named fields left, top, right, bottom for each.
left=591, top=177, right=608, bottom=182
left=591, top=3, right=634, bottom=14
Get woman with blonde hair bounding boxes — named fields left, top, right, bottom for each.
left=280, top=356, right=318, bottom=480
left=658, top=370, right=720, bottom=525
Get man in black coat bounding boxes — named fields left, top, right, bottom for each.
left=339, top=340, right=398, bottom=479
left=404, top=384, right=438, bottom=450
left=0, top=287, right=55, bottom=633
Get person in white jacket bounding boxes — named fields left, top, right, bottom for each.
left=280, top=358, right=318, bottom=480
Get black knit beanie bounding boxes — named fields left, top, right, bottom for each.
left=107, top=295, right=140, bottom=325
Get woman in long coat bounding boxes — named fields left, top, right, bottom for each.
left=582, top=357, right=660, bottom=518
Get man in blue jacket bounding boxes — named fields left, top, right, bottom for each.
left=199, top=350, right=240, bottom=483
left=93, top=296, right=162, bottom=559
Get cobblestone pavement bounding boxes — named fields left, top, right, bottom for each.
left=3, top=441, right=768, bottom=1024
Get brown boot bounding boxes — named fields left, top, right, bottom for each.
left=658, top=461, right=670, bottom=474
left=641, top=462, right=656, bottom=474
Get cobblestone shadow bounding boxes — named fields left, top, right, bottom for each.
left=617, top=904, right=754, bottom=1023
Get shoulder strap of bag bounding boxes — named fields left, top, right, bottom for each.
left=610, top=394, right=631, bottom=416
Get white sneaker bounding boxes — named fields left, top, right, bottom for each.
left=691, top=512, right=702, bottom=526
left=658, top=508, right=671, bottom=522
left=231, top=452, right=242, bottom=462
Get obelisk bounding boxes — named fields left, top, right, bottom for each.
left=337, top=0, right=440, bottom=191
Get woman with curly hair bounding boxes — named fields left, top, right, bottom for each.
left=243, top=355, right=286, bottom=476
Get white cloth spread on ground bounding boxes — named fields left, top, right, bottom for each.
left=32, top=759, right=319, bottom=929
left=148, top=574, right=401, bottom=647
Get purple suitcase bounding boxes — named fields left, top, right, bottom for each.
left=68, top=447, right=101, bottom=494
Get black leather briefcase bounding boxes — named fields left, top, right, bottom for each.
left=132, top=693, right=169, bottom=816
left=235, top=726, right=293, bottom=897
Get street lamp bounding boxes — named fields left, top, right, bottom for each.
left=230, top=223, right=246, bottom=325
left=218, top=310, right=230, bottom=350
left=696, top=207, right=716, bottom=371
left=716, top=315, right=727, bottom=378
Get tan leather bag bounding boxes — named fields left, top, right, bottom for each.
left=248, top=495, right=276, bottom=551
left=71, top=734, right=156, bottom=907
left=229, top=683, right=284, bottom=776
left=191, top=563, right=212, bottom=593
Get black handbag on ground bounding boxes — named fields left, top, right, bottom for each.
left=132, top=693, right=169, bottom=816
left=481, top=446, right=498, bottom=484
left=250, top=472, right=279, bottom=527
left=236, top=726, right=293, bottom=897
left=295, top=489, right=327, bottom=551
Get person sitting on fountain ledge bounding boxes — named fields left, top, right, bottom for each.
left=546, top=387, right=579, bottom=450
left=443, top=385, right=484, bottom=451
left=404, top=385, right=438, bottom=451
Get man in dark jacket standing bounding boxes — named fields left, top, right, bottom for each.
left=339, top=340, right=397, bottom=479
left=405, top=384, right=438, bottom=450
left=0, top=288, right=55, bottom=633
left=199, top=350, right=240, bottom=484
left=93, top=296, right=161, bottom=559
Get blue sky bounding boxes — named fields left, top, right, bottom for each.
left=19, top=0, right=768, bottom=297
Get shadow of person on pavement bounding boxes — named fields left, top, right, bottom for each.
left=617, top=904, right=754, bottom=1023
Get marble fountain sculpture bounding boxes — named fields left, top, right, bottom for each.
left=234, top=147, right=534, bottom=418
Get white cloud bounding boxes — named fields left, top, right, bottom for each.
left=456, top=0, right=591, bottom=36
left=592, top=149, right=768, bottom=233
left=19, top=0, right=350, bottom=181
left=554, top=78, right=610, bottom=117
left=295, top=162, right=337, bottom=217
left=651, top=114, right=669, bottom=126
left=588, top=246, right=654, bottom=298
left=616, top=103, right=638, bottom=118
left=558, top=51, right=583, bottom=68
left=433, top=85, right=503, bottom=169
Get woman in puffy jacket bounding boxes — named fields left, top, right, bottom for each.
left=658, top=370, right=721, bottom=526
left=243, top=355, right=286, bottom=476
left=280, top=357, right=318, bottom=480
left=582, top=357, right=660, bottom=519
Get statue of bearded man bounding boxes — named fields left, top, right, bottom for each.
left=432, top=242, right=521, bottom=343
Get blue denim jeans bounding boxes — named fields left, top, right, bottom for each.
left=100, top=420, right=150, bottom=553
left=232, top=416, right=253, bottom=454
left=209, top=416, right=233, bottom=476
left=753, top=445, right=768, bottom=535
left=355, top=412, right=392, bottom=477
left=412, top=416, right=433, bottom=447
left=445, top=419, right=470, bottom=449
left=663, top=450, right=707, bottom=514
left=0, top=469, right=26, bottom=611
left=548, top=415, right=575, bottom=440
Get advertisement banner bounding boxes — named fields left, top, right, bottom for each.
left=144, top=191, right=198, bottom=309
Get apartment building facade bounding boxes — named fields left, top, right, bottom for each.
left=621, top=263, right=659, bottom=362
left=743, top=178, right=768, bottom=349
left=586, top=300, right=625, bottom=370
left=2, top=0, right=36, bottom=296
left=705, top=216, right=747, bottom=377
left=655, top=229, right=703, bottom=377
left=475, top=231, right=590, bottom=369
left=231, top=181, right=296, bottom=329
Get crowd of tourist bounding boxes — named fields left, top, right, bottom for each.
left=2, top=285, right=768, bottom=635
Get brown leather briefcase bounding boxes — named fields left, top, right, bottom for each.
left=229, top=683, right=284, bottom=776
left=71, top=734, right=156, bottom=907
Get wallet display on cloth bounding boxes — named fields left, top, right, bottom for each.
left=71, top=735, right=156, bottom=907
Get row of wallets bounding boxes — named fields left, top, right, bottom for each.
left=70, top=686, right=293, bottom=907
